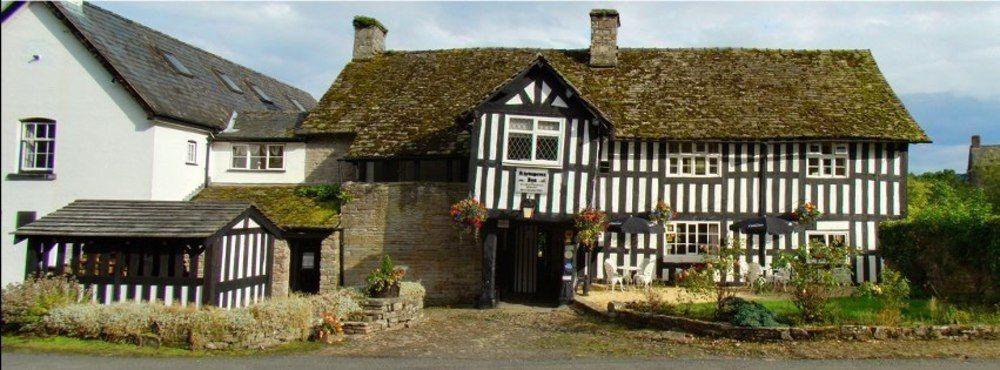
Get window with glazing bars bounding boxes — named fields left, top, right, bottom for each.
left=20, top=120, right=56, bottom=172
left=667, top=143, right=720, bottom=176
left=231, top=144, right=284, bottom=170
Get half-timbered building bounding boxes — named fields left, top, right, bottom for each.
left=301, top=9, right=928, bottom=306
left=14, top=200, right=281, bottom=309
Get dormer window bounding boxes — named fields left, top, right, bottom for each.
left=249, top=83, right=273, bottom=104
left=289, top=98, right=306, bottom=112
left=162, top=51, right=193, bottom=77
left=216, top=71, right=242, bottom=93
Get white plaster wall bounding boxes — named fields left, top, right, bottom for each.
left=208, top=141, right=306, bottom=184
left=1, top=3, right=157, bottom=286
left=149, top=123, right=209, bottom=200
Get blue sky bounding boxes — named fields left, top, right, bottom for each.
left=96, top=1, right=999, bottom=174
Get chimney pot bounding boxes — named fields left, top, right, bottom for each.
left=352, top=16, right=386, bottom=61
left=972, top=135, right=981, bottom=148
left=589, top=9, right=620, bottom=67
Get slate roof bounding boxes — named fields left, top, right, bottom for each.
left=215, top=111, right=308, bottom=141
left=193, top=186, right=340, bottom=229
left=300, top=48, right=929, bottom=158
left=47, top=2, right=316, bottom=131
left=13, top=200, right=260, bottom=238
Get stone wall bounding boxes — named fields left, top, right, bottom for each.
left=304, top=136, right=355, bottom=184
left=342, top=296, right=423, bottom=335
left=271, top=238, right=291, bottom=297
left=340, top=182, right=480, bottom=304
left=319, top=231, right=341, bottom=294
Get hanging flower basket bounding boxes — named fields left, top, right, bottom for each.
left=450, top=197, right=488, bottom=241
left=574, top=207, right=608, bottom=250
left=650, top=200, right=672, bottom=224
left=791, top=202, right=821, bottom=225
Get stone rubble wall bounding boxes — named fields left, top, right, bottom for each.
left=342, top=296, right=423, bottom=335
left=339, top=182, right=481, bottom=305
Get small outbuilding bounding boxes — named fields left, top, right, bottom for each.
left=14, top=200, right=281, bottom=309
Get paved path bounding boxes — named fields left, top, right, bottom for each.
left=2, top=353, right=999, bottom=370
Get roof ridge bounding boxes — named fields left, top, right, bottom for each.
left=377, top=46, right=872, bottom=55
left=74, top=2, right=313, bottom=100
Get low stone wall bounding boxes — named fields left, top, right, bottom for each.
left=596, top=301, right=1000, bottom=342
left=342, top=296, right=423, bottom=335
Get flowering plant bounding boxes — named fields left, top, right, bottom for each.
left=315, top=312, right=344, bottom=344
left=574, top=207, right=608, bottom=250
left=366, top=255, right=406, bottom=297
left=650, top=200, right=672, bottom=224
left=450, top=197, right=488, bottom=240
left=791, top=202, right=821, bottom=225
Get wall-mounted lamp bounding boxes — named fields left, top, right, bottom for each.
left=521, top=198, right=537, bottom=219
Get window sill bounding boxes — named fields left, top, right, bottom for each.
left=227, top=169, right=286, bottom=173
left=6, top=172, right=56, bottom=181
left=185, top=162, right=199, bottom=166
left=502, top=160, right=562, bottom=169
left=806, top=175, right=849, bottom=180
left=663, top=174, right=722, bottom=178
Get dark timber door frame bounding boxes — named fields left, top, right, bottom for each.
left=496, top=220, right=567, bottom=304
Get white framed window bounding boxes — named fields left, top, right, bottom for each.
left=806, top=230, right=849, bottom=248
left=19, top=119, right=56, bottom=172
left=807, top=143, right=848, bottom=178
left=231, top=143, right=284, bottom=170
left=667, top=142, right=721, bottom=177
left=502, top=115, right=564, bottom=167
left=185, top=140, right=198, bottom=165
left=668, top=221, right=721, bottom=255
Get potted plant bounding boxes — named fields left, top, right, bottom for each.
left=791, top=202, right=821, bottom=226
left=449, top=197, right=488, bottom=241
left=366, top=255, right=405, bottom=298
left=650, top=200, right=672, bottom=224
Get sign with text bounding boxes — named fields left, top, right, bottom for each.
left=515, top=168, right=549, bottom=195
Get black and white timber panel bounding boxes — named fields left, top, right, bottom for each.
left=468, top=68, right=908, bottom=284
left=16, top=200, right=280, bottom=309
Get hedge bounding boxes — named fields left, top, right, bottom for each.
left=880, top=215, right=999, bottom=304
left=3, top=277, right=426, bottom=350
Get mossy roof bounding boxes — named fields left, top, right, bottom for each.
left=192, top=186, right=339, bottom=229
left=300, top=48, right=929, bottom=158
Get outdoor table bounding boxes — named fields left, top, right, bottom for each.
left=618, top=266, right=639, bottom=284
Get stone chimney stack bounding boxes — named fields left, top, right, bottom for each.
left=589, top=9, right=620, bottom=67
left=352, top=16, right=386, bottom=61
left=972, top=135, right=981, bottom=148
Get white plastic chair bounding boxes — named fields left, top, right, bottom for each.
left=770, top=267, right=791, bottom=291
left=635, top=259, right=656, bottom=289
left=603, top=259, right=625, bottom=292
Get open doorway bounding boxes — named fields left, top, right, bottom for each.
left=288, top=238, right=321, bottom=294
left=495, top=220, right=569, bottom=306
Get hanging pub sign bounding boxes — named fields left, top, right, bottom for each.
left=515, top=168, right=548, bottom=194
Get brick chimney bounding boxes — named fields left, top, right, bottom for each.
left=589, top=9, right=620, bottom=67
left=352, top=16, right=386, bottom=61
left=972, top=135, right=981, bottom=148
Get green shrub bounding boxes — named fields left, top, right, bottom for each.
left=308, top=289, right=363, bottom=323
left=716, top=297, right=782, bottom=328
left=1, top=275, right=87, bottom=333
left=880, top=173, right=998, bottom=303
left=366, top=255, right=405, bottom=297
left=293, top=184, right=352, bottom=212
left=399, top=281, right=426, bottom=304
left=774, top=241, right=854, bottom=323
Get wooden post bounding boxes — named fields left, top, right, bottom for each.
left=476, top=230, right=498, bottom=309
left=583, top=248, right=592, bottom=296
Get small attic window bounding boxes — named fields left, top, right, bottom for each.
left=162, top=51, right=193, bottom=77
left=289, top=98, right=306, bottom=112
left=249, top=83, right=273, bottom=104
left=216, top=71, right=242, bottom=93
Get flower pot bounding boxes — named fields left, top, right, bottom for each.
left=369, top=282, right=400, bottom=298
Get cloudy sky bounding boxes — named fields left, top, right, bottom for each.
left=97, top=1, right=1000, bottom=174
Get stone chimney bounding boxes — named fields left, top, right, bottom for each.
left=589, top=9, right=620, bottom=67
left=972, top=135, right=981, bottom=148
left=352, top=16, right=386, bottom=61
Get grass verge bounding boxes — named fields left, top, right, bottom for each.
left=0, top=335, right=324, bottom=357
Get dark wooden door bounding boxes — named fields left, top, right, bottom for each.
left=289, top=239, right=320, bottom=294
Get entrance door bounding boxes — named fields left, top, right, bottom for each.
left=289, top=239, right=320, bottom=293
left=498, top=222, right=565, bottom=304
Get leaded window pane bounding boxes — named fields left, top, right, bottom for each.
left=537, top=121, right=560, bottom=132
left=507, top=133, right=532, bottom=160
left=536, top=135, right=559, bottom=161
left=509, top=118, right=532, bottom=131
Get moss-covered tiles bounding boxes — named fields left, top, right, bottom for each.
left=300, top=48, right=929, bottom=158
left=193, top=186, right=339, bottom=229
